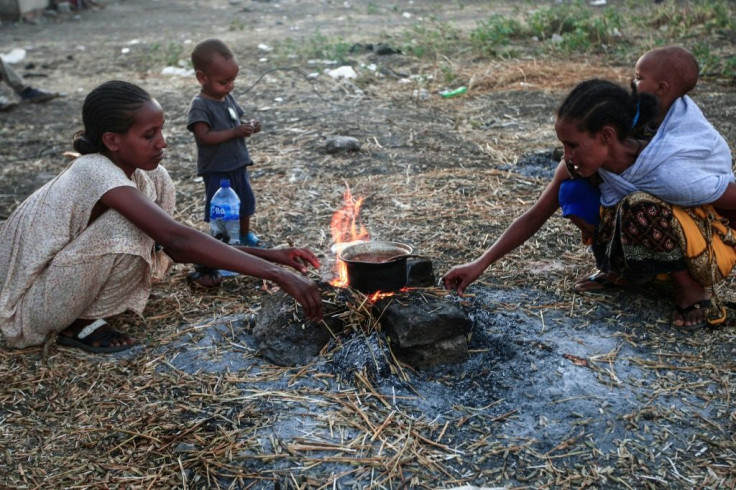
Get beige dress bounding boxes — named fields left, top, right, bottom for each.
left=0, top=154, right=175, bottom=348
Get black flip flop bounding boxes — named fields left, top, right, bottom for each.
left=57, top=319, right=137, bottom=353
left=187, top=267, right=223, bottom=288
left=672, top=299, right=727, bottom=331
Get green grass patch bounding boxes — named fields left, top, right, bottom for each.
left=470, top=15, right=524, bottom=57
left=399, top=19, right=461, bottom=59
left=147, top=41, right=184, bottom=67
left=304, top=31, right=353, bottom=62
left=644, top=0, right=735, bottom=36
left=273, top=30, right=353, bottom=63
left=527, top=2, right=623, bottom=53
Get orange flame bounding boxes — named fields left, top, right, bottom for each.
left=330, top=187, right=371, bottom=287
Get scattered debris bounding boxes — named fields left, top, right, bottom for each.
left=161, top=66, right=194, bottom=77
left=327, top=65, right=357, bottom=79
left=325, top=135, right=361, bottom=153
left=349, top=42, right=402, bottom=55
left=0, top=48, right=26, bottom=64
left=440, top=86, right=468, bottom=98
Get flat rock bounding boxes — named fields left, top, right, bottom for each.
left=392, top=334, right=468, bottom=369
left=253, top=292, right=333, bottom=366
left=376, top=293, right=472, bottom=348
left=253, top=284, right=350, bottom=366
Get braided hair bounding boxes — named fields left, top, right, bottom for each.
left=557, top=79, right=658, bottom=140
left=73, top=80, right=152, bottom=155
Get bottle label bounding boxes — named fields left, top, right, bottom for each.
left=210, top=204, right=239, bottom=221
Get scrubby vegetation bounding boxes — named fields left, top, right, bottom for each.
left=265, top=0, right=736, bottom=80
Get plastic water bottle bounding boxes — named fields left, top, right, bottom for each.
left=209, top=179, right=240, bottom=276
left=209, top=179, right=241, bottom=245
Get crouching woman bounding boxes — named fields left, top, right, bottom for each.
left=443, top=79, right=736, bottom=330
left=0, top=80, right=323, bottom=353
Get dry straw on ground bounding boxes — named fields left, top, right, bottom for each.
left=1, top=10, right=736, bottom=488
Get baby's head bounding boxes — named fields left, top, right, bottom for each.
left=633, top=46, right=699, bottom=110
left=191, top=38, right=239, bottom=100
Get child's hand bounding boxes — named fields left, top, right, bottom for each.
left=251, top=120, right=262, bottom=134
left=237, top=122, right=256, bottom=137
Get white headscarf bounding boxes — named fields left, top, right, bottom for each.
left=598, top=95, right=733, bottom=207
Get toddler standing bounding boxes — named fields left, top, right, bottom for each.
left=187, top=38, right=266, bottom=249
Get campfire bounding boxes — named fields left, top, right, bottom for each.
left=252, top=188, right=471, bottom=370
left=329, top=187, right=409, bottom=299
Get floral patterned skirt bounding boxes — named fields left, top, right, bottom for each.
left=592, top=192, right=736, bottom=287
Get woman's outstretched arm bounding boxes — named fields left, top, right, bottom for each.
left=100, top=185, right=323, bottom=320
left=442, top=161, right=570, bottom=295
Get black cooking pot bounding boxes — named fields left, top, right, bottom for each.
left=338, top=241, right=413, bottom=294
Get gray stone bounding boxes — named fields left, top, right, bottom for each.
left=254, top=285, right=470, bottom=367
left=253, top=284, right=350, bottom=366
left=376, top=294, right=471, bottom=348
left=253, top=293, right=332, bottom=366
left=392, top=334, right=469, bottom=369
left=325, top=135, right=361, bottom=154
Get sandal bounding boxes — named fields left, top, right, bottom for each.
left=241, top=232, right=269, bottom=248
left=573, top=270, right=630, bottom=293
left=57, top=319, right=137, bottom=353
left=187, top=266, right=223, bottom=288
left=672, top=299, right=727, bottom=331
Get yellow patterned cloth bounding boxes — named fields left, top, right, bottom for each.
left=594, top=192, right=736, bottom=287
left=671, top=204, right=736, bottom=286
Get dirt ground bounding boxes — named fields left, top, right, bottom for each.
left=1, top=0, right=736, bottom=488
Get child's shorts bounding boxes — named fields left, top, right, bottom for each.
left=203, top=168, right=256, bottom=222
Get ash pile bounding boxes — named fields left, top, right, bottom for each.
left=157, top=252, right=723, bottom=488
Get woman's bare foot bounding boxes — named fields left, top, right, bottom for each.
left=58, top=319, right=137, bottom=353
left=573, top=270, right=630, bottom=292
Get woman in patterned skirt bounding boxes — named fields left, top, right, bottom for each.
left=443, top=79, right=735, bottom=330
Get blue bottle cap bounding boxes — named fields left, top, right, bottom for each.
left=220, top=178, right=230, bottom=187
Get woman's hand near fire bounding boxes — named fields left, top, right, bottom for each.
left=271, top=268, right=324, bottom=321
left=234, top=246, right=323, bottom=321
left=442, top=260, right=487, bottom=295
left=244, top=246, right=320, bottom=274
